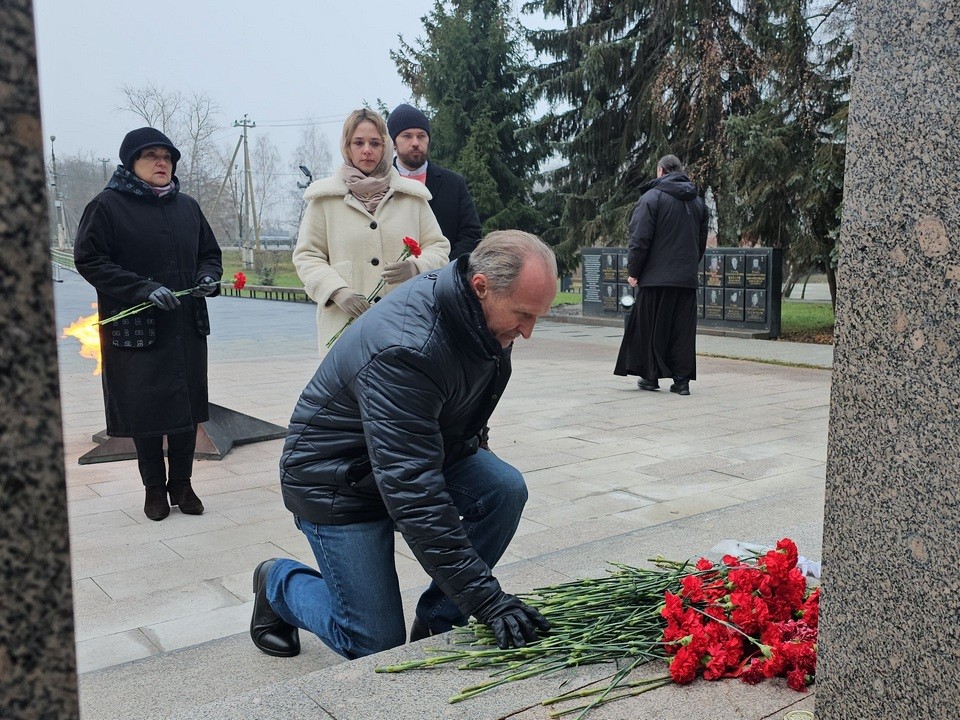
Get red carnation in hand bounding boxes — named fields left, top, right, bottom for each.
left=233, top=271, right=247, bottom=290
left=402, top=236, right=422, bottom=258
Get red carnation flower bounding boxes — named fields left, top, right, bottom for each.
left=402, top=236, right=423, bottom=258
left=233, top=271, right=247, bottom=290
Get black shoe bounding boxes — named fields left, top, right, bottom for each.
left=144, top=485, right=170, bottom=521
left=168, top=480, right=204, bottom=515
left=637, top=378, right=659, bottom=391
left=670, top=380, right=691, bottom=396
left=410, top=616, right=435, bottom=642
left=251, top=559, right=301, bottom=657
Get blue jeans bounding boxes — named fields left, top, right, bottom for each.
left=266, top=449, right=527, bottom=659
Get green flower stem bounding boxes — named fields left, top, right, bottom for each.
left=96, top=281, right=233, bottom=326
left=325, top=248, right=412, bottom=349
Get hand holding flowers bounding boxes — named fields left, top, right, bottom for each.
left=325, top=237, right=422, bottom=348
left=97, top=272, right=247, bottom=326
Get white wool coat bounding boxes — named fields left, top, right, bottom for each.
left=294, top=168, right=450, bottom=355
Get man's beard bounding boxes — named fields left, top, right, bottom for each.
left=397, top=148, right=428, bottom=169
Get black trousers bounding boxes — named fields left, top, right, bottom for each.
left=614, top=286, right=697, bottom=381
left=133, top=427, right=198, bottom=487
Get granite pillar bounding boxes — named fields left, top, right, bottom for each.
left=818, top=1, right=960, bottom=717
left=0, top=2, right=80, bottom=718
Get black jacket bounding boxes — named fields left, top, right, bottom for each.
left=420, top=162, right=481, bottom=259
left=74, top=168, right=222, bottom=437
left=280, top=256, right=510, bottom=617
left=626, top=172, right=708, bottom=288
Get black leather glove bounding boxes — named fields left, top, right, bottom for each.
left=147, top=286, right=180, bottom=310
left=191, top=276, right=219, bottom=297
left=472, top=591, right=551, bottom=649
left=330, top=287, right=371, bottom=319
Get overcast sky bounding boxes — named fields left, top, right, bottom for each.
left=32, top=0, right=490, bottom=168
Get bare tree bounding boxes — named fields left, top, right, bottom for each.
left=180, top=91, right=223, bottom=202
left=252, top=134, right=283, bottom=231
left=48, top=151, right=109, bottom=243
left=118, top=82, right=183, bottom=139
left=289, top=124, right=334, bottom=232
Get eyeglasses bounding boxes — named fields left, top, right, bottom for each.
left=141, top=149, right=173, bottom=164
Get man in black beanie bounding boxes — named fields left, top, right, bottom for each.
left=387, top=104, right=481, bottom=260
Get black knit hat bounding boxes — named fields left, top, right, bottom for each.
left=119, top=127, right=181, bottom=172
left=387, top=104, right=431, bottom=141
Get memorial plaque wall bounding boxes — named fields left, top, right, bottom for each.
left=580, top=247, right=633, bottom=319
left=698, top=248, right=782, bottom=337
left=581, top=247, right=782, bottom=337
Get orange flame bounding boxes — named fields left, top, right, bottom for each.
left=62, top=304, right=102, bottom=375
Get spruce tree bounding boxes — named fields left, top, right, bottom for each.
left=392, top=0, right=545, bottom=233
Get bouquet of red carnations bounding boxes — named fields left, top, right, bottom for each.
left=377, top=538, right=819, bottom=720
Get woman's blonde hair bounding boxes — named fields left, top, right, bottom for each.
left=340, top=108, right=392, bottom=177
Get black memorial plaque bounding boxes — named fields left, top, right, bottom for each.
left=601, top=253, right=618, bottom=284
left=601, top=282, right=619, bottom=313
left=725, top=253, right=746, bottom=287
left=705, top=252, right=723, bottom=287
left=705, top=287, right=724, bottom=319
left=745, top=289, right=767, bottom=323
left=724, top=288, right=745, bottom=321
left=618, top=252, right=630, bottom=283
left=697, top=286, right=705, bottom=318
left=581, top=249, right=602, bottom=315
left=745, top=254, right=767, bottom=288
left=698, top=256, right=705, bottom=287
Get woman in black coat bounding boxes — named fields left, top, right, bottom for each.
left=74, top=127, right=222, bottom=521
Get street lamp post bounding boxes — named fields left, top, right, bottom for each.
left=296, top=165, right=314, bottom=229
left=49, top=135, right=68, bottom=249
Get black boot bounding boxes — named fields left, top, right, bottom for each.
left=168, top=479, right=204, bottom=515
left=409, top=616, right=435, bottom=642
left=144, top=485, right=170, bottom=521
left=250, top=559, right=300, bottom=657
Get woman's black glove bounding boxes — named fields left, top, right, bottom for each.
left=191, top=276, right=219, bottom=297
left=472, top=591, right=551, bottom=649
left=147, top=286, right=180, bottom=310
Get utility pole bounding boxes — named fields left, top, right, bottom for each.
left=49, top=135, right=67, bottom=249
left=233, top=115, right=260, bottom=271
left=98, top=157, right=111, bottom=184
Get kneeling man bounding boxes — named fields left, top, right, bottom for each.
left=250, top=230, right=557, bottom=659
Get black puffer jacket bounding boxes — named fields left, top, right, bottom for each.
left=626, top=172, right=708, bottom=287
left=280, top=256, right=511, bottom=617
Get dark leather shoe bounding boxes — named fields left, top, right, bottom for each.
left=168, top=480, right=204, bottom=515
left=409, top=616, right=435, bottom=642
left=144, top=485, right=169, bottom=521
left=670, top=380, right=691, bottom=396
left=251, top=559, right=300, bottom=657
left=637, top=378, right=659, bottom=391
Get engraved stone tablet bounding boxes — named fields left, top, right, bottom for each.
left=724, top=288, right=744, bottom=321
left=725, top=253, right=746, bottom=287
left=745, top=254, right=767, bottom=288
left=744, top=290, right=767, bottom=323
left=705, top=287, right=724, bottom=319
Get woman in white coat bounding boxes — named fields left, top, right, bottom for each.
left=294, top=108, right=450, bottom=354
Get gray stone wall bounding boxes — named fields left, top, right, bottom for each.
left=0, top=2, right=80, bottom=718
left=819, top=1, right=960, bottom=716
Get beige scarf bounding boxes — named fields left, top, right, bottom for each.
left=340, top=164, right=391, bottom=214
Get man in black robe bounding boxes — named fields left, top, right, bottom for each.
left=614, top=155, right=708, bottom=396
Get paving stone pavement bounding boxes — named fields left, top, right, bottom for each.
left=55, top=270, right=829, bottom=719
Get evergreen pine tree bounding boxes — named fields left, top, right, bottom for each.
left=392, top=0, right=545, bottom=233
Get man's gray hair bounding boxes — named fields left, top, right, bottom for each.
left=467, top=230, right=558, bottom=293
left=658, top=154, right=683, bottom=174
